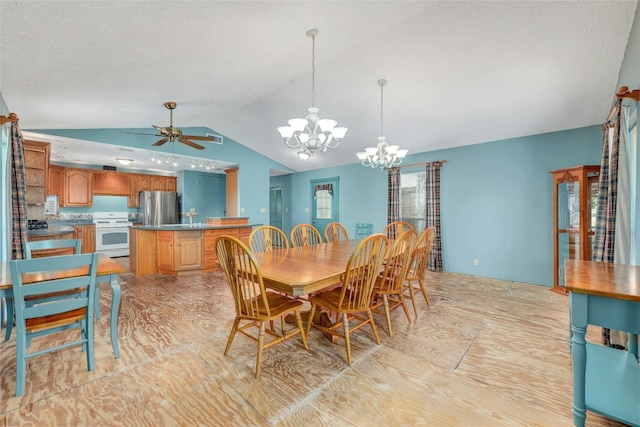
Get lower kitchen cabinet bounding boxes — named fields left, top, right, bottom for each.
left=73, top=224, right=96, bottom=253
left=157, top=230, right=202, bottom=275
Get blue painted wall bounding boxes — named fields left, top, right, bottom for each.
left=283, top=125, right=602, bottom=287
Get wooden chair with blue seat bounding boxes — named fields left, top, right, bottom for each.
left=216, top=235, right=309, bottom=378
left=4, top=239, right=100, bottom=342
left=305, top=233, right=389, bottom=366
left=9, top=251, right=100, bottom=396
left=249, top=225, right=289, bottom=252
left=324, top=222, right=349, bottom=243
left=370, top=229, right=417, bottom=337
left=290, top=224, right=322, bottom=247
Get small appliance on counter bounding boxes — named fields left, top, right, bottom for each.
left=27, top=220, right=48, bottom=230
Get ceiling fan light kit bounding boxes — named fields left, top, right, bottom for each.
left=277, top=29, right=348, bottom=160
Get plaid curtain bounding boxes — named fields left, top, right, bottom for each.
left=592, top=99, right=623, bottom=348
left=426, top=162, right=443, bottom=271
left=592, top=100, right=620, bottom=263
left=387, top=167, right=400, bottom=238
left=10, top=121, right=27, bottom=260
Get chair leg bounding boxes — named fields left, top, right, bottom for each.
left=294, top=310, right=309, bottom=350
left=342, top=312, right=352, bottom=366
left=418, top=279, right=430, bottom=305
left=399, top=295, right=412, bottom=323
left=86, top=315, right=95, bottom=372
left=367, top=309, right=381, bottom=345
left=4, top=297, right=13, bottom=342
left=255, top=321, right=266, bottom=379
left=305, top=305, right=317, bottom=340
left=15, top=328, right=27, bottom=397
left=382, top=295, right=393, bottom=337
left=224, top=317, right=240, bottom=356
left=407, top=281, right=418, bottom=316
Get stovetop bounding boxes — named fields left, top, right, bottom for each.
left=28, top=220, right=48, bottom=230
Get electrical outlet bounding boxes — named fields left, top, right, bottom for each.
left=240, top=207, right=245, bottom=214
left=473, top=259, right=479, bottom=266
left=260, top=208, right=266, bottom=213
left=304, top=207, right=310, bottom=213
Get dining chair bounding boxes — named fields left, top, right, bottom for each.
left=382, top=221, right=415, bottom=240
left=404, top=226, right=437, bottom=314
left=290, top=224, right=322, bottom=247
left=370, top=229, right=417, bottom=337
left=4, top=239, right=92, bottom=342
left=249, top=225, right=289, bottom=252
left=324, top=222, right=349, bottom=243
left=9, top=252, right=99, bottom=396
left=305, top=233, right=389, bottom=366
left=215, top=235, right=309, bottom=378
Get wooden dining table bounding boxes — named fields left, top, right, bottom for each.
left=0, top=253, right=125, bottom=358
left=251, top=238, right=364, bottom=297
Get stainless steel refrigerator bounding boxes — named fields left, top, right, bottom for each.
left=138, top=191, right=179, bottom=225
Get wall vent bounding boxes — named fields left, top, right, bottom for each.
left=207, top=134, right=224, bottom=145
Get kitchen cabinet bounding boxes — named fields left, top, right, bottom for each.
left=203, top=229, right=227, bottom=270
left=64, top=169, right=93, bottom=207
left=225, top=167, right=239, bottom=217
left=150, top=175, right=176, bottom=192
left=130, top=228, right=157, bottom=275
left=48, top=165, right=65, bottom=201
left=72, top=224, right=96, bottom=253
left=93, top=171, right=130, bottom=195
left=128, top=174, right=139, bottom=208
left=157, top=230, right=202, bottom=275
left=24, top=140, right=50, bottom=205
left=136, top=174, right=151, bottom=192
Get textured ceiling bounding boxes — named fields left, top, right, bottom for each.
left=1, top=1, right=637, bottom=173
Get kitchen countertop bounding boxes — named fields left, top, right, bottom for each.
left=131, top=223, right=260, bottom=231
left=28, top=226, right=76, bottom=236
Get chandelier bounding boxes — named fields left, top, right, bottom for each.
left=356, top=79, right=408, bottom=169
left=277, top=29, right=348, bottom=160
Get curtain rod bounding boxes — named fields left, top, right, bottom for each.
left=0, top=113, right=19, bottom=126
left=395, top=160, right=447, bottom=169
left=617, top=86, right=640, bottom=102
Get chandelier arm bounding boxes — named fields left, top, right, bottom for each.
left=285, top=135, right=302, bottom=149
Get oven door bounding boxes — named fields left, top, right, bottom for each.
left=95, top=227, right=130, bottom=257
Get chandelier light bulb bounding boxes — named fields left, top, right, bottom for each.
left=277, top=29, right=347, bottom=159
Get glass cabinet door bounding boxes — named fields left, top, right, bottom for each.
left=551, top=165, right=600, bottom=294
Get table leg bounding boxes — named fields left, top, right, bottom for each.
left=570, top=293, right=587, bottom=427
left=108, top=274, right=122, bottom=359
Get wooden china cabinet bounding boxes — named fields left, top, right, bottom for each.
left=550, top=165, right=600, bottom=294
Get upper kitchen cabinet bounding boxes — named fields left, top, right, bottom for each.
left=136, top=174, right=151, bottom=192
left=23, top=140, right=50, bottom=205
left=150, top=175, right=176, bottom=192
left=48, top=165, right=65, bottom=200
left=93, top=171, right=130, bottom=195
left=64, top=168, right=93, bottom=207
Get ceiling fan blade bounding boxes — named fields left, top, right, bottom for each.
left=120, top=131, right=157, bottom=136
left=181, top=134, right=214, bottom=141
left=179, top=138, right=205, bottom=150
left=152, top=138, right=169, bottom=146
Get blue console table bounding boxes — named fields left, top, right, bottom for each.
left=565, top=260, right=640, bottom=427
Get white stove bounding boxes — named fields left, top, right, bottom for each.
left=93, top=212, right=133, bottom=257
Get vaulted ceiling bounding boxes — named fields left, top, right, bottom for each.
left=1, top=1, right=637, bottom=173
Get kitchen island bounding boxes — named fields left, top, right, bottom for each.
left=129, top=217, right=259, bottom=276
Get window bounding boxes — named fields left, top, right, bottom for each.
left=400, top=170, right=426, bottom=233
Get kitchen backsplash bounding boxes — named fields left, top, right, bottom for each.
left=46, top=212, right=139, bottom=221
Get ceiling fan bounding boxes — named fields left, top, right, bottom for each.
left=135, top=102, right=213, bottom=150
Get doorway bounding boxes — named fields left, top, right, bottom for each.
left=311, top=177, right=339, bottom=240
left=270, top=187, right=283, bottom=230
